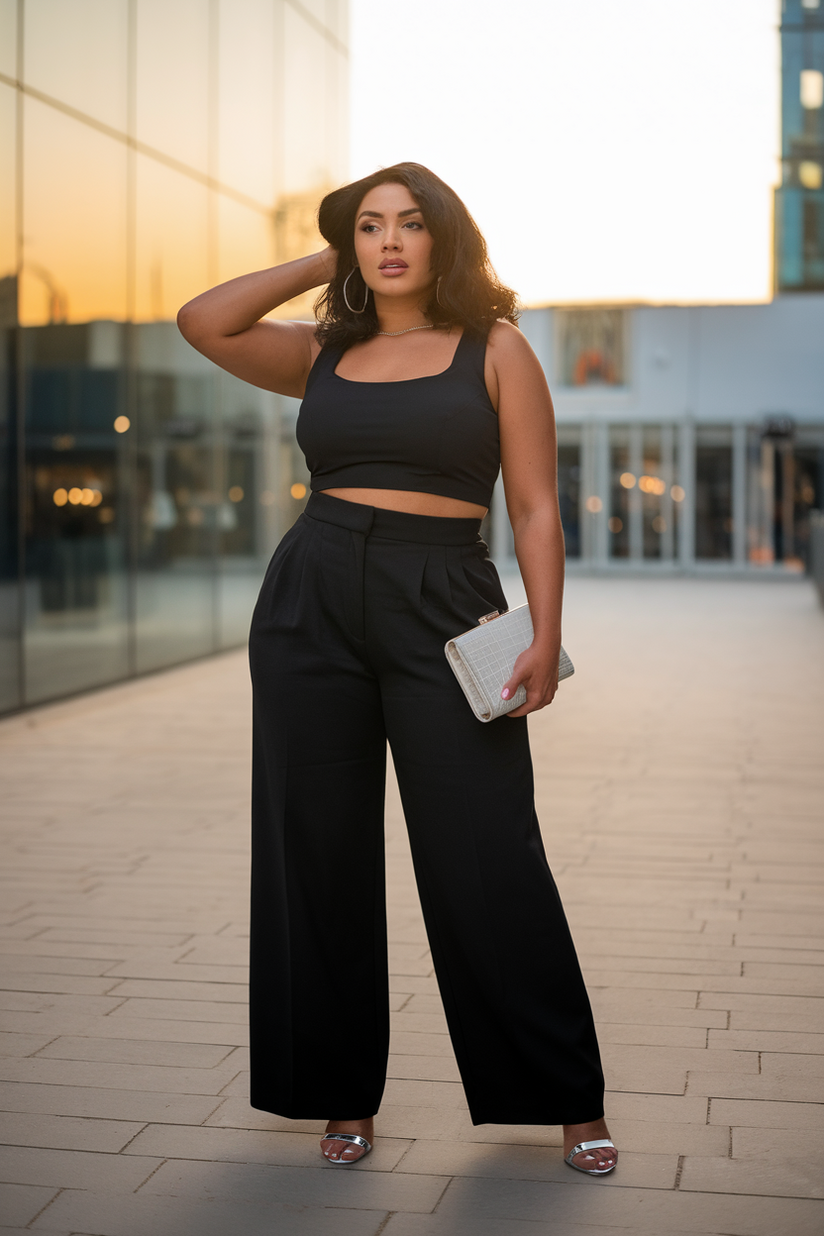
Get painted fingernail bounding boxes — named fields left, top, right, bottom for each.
left=501, top=688, right=510, bottom=699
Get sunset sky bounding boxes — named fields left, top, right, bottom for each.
left=350, top=0, right=780, bottom=306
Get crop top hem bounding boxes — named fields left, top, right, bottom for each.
left=310, top=476, right=492, bottom=507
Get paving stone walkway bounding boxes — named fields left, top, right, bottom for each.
left=0, top=576, right=823, bottom=1236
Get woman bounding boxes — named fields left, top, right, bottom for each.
left=178, top=163, right=616, bottom=1175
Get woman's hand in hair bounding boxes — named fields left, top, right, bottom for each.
left=317, top=245, right=338, bottom=283
left=500, top=642, right=560, bottom=717
left=176, top=251, right=335, bottom=397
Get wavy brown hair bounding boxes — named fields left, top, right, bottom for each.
left=314, top=163, right=519, bottom=350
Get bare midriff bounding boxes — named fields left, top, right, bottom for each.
left=321, top=488, right=487, bottom=520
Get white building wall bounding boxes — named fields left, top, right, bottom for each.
left=521, top=295, right=824, bottom=425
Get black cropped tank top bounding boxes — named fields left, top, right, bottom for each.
left=296, top=330, right=500, bottom=507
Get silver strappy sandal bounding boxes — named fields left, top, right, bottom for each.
left=320, top=1132, right=372, bottom=1164
left=564, top=1138, right=617, bottom=1176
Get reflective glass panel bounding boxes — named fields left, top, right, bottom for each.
left=0, top=0, right=16, bottom=78
left=695, top=427, right=733, bottom=560
left=640, top=427, right=662, bottom=560
left=22, top=321, right=130, bottom=702
left=20, top=98, right=128, bottom=325
left=134, top=154, right=209, bottom=322
left=21, top=100, right=129, bottom=703
left=216, top=0, right=276, bottom=204
left=609, top=426, right=631, bottom=558
left=216, top=371, right=279, bottom=647
left=135, top=0, right=210, bottom=174
left=24, top=0, right=128, bottom=130
left=557, top=427, right=581, bottom=558
left=0, top=82, right=19, bottom=710
left=217, top=195, right=274, bottom=287
left=133, top=320, right=217, bottom=673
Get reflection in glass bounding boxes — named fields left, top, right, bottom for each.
left=24, top=0, right=128, bottom=130
left=0, top=82, right=18, bottom=710
left=22, top=323, right=129, bottom=702
left=133, top=322, right=215, bottom=673
left=135, top=0, right=210, bottom=173
left=21, top=98, right=128, bottom=325
left=134, top=156, right=209, bottom=323
left=3, top=1, right=350, bottom=714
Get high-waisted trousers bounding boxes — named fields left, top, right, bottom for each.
left=248, top=491, right=604, bottom=1125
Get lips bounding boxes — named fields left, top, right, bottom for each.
left=379, top=260, right=408, bottom=270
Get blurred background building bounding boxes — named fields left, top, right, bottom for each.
left=0, top=0, right=348, bottom=714
left=495, top=0, right=824, bottom=578
left=1, top=0, right=823, bottom=717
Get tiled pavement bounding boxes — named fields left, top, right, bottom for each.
left=0, top=576, right=823, bottom=1236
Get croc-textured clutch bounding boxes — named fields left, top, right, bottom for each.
left=444, top=604, right=574, bottom=722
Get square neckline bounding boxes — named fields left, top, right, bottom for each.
left=332, top=330, right=466, bottom=386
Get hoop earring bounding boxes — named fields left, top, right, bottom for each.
left=343, top=268, right=369, bottom=314
left=435, top=276, right=443, bottom=308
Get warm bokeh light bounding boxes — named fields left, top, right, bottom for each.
left=290, top=482, right=307, bottom=500
left=351, top=0, right=779, bottom=303
left=113, top=416, right=130, bottom=433
left=585, top=495, right=603, bottom=513
left=619, top=472, right=636, bottom=489
left=608, top=516, right=623, bottom=533
left=68, top=487, right=83, bottom=505
left=800, top=68, right=824, bottom=109
left=53, top=488, right=68, bottom=506
left=799, top=161, right=823, bottom=190
left=671, top=485, right=686, bottom=502
left=228, top=486, right=244, bottom=502
left=639, top=475, right=667, bottom=495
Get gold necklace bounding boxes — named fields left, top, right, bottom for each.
left=376, top=324, right=436, bottom=337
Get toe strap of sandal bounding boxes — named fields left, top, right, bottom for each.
left=566, top=1138, right=615, bottom=1160
left=321, top=1133, right=372, bottom=1152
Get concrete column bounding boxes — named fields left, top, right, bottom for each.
left=629, top=423, right=643, bottom=561
left=678, top=420, right=695, bottom=569
left=660, top=424, right=675, bottom=562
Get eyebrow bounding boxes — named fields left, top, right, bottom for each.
left=357, top=207, right=422, bottom=220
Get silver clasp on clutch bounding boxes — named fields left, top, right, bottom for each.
left=478, top=611, right=500, bottom=625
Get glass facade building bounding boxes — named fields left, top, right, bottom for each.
left=0, top=0, right=348, bottom=714
left=776, top=0, right=824, bottom=291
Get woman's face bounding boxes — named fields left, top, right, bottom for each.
left=353, top=182, right=435, bottom=302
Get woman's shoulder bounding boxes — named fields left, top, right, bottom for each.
left=485, top=319, right=537, bottom=368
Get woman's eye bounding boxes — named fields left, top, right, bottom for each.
left=360, top=223, right=379, bottom=233
left=403, top=221, right=423, bottom=230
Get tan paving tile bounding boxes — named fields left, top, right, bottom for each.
left=0, top=1146, right=161, bottom=1193
left=0, top=1111, right=143, bottom=1152
left=0, top=1081, right=222, bottom=1125
left=0, top=1183, right=61, bottom=1228
left=123, top=1122, right=411, bottom=1170
left=709, top=1098, right=824, bottom=1131
left=31, top=1192, right=389, bottom=1235
left=679, top=1153, right=823, bottom=1200
left=138, top=1156, right=448, bottom=1212
left=432, top=1174, right=824, bottom=1234
left=33, top=1035, right=236, bottom=1068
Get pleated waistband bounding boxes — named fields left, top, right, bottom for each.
left=304, top=491, right=483, bottom=546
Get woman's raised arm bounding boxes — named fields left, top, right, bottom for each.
left=488, top=321, right=565, bottom=717
left=176, top=248, right=336, bottom=398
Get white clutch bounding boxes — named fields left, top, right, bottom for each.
left=444, top=604, right=574, bottom=722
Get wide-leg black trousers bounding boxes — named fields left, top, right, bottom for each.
left=248, top=491, right=604, bottom=1125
